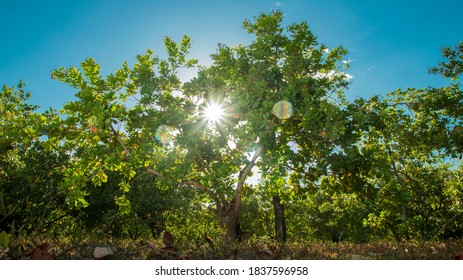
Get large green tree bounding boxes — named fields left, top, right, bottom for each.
left=201, top=11, right=352, bottom=242
left=51, top=11, right=353, bottom=244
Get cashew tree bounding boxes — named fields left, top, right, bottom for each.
left=51, top=11, right=353, bottom=244
left=198, top=11, right=353, bottom=242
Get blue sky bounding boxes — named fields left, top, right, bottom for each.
left=1, top=0, right=462, bottom=111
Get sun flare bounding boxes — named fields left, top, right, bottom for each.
left=204, top=102, right=224, bottom=123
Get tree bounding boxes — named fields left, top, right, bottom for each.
left=51, top=11, right=352, bottom=244
left=343, top=43, right=463, bottom=241
left=179, top=11, right=351, bottom=242
left=1, top=81, right=40, bottom=232
left=0, top=82, right=67, bottom=236
left=50, top=35, right=220, bottom=236
left=266, top=42, right=463, bottom=243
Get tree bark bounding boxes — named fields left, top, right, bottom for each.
left=273, top=195, right=287, bottom=243
left=216, top=200, right=240, bottom=245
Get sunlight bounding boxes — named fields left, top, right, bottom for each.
left=203, top=102, right=224, bottom=124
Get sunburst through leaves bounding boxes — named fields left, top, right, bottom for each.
left=203, top=102, right=224, bottom=123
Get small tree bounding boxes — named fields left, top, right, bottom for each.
left=1, top=82, right=67, bottom=235
left=348, top=43, right=463, bottom=241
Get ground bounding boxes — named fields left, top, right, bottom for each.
left=2, top=234, right=463, bottom=260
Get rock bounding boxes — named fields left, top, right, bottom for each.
left=351, top=254, right=366, bottom=260
left=93, top=247, right=114, bottom=259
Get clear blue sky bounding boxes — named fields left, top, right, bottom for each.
left=1, top=0, right=462, bottom=111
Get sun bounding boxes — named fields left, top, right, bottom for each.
left=203, top=102, right=224, bottom=123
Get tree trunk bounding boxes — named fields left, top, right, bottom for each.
left=273, top=195, right=287, bottom=243
left=224, top=214, right=239, bottom=244
left=216, top=200, right=240, bottom=245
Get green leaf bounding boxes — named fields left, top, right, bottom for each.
left=76, top=198, right=90, bottom=208
left=0, top=231, right=9, bottom=248
left=115, top=195, right=131, bottom=214
left=92, top=170, right=108, bottom=186
left=180, top=35, right=192, bottom=53
left=119, top=181, right=130, bottom=193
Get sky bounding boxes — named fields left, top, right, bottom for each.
left=1, top=0, right=463, bottom=112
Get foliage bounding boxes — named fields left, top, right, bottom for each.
left=0, top=231, right=9, bottom=248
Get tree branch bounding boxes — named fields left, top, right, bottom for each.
left=109, top=122, right=131, bottom=157
left=234, top=145, right=264, bottom=213
left=183, top=179, right=207, bottom=192
left=183, top=179, right=221, bottom=208
left=147, top=166, right=221, bottom=208
left=387, top=146, right=408, bottom=224
left=146, top=168, right=162, bottom=176
left=387, top=147, right=406, bottom=188
left=306, top=135, right=332, bottom=143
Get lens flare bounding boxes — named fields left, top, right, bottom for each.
left=155, top=125, right=175, bottom=145
left=272, top=101, right=293, bottom=120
